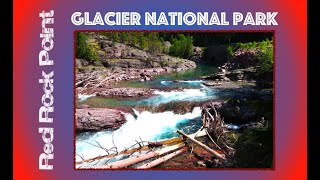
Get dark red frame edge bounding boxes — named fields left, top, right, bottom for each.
left=73, top=30, right=276, bottom=171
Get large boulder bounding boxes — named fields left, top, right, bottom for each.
left=232, top=48, right=259, bottom=68
left=218, top=97, right=261, bottom=124
left=76, top=108, right=127, bottom=133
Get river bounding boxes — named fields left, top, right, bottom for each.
left=76, top=65, right=248, bottom=162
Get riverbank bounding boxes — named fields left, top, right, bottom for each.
left=76, top=64, right=272, bottom=132
left=76, top=65, right=198, bottom=95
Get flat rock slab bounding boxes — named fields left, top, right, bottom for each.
left=96, top=88, right=155, bottom=98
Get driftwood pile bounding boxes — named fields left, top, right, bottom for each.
left=201, top=102, right=235, bottom=155
left=76, top=104, right=235, bottom=169
left=76, top=71, right=127, bottom=90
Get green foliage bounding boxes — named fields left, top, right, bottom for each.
left=144, top=32, right=165, bottom=54
left=86, top=45, right=99, bottom=61
left=256, top=39, right=273, bottom=73
left=98, top=32, right=195, bottom=57
left=160, top=61, right=168, bottom=67
left=226, top=38, right=273, bottom=73
left=100, top=32, right=166, bottom=54
left=233, top=128, right=273, bottom=168
left=169, top=34, right=193, bottom=59
left=147, top=40, right=163, bottom=54
left=257, top=45, right=273, bottom=73
left=76, top=32, right=98, bottom=62
left=113, top=32, right=120, bottom=42
left=237, top=41, right=258, bottom=49
left=226, top=45, right=235, bottom=56
left=120, top=32, right=129, bottom=43
left=200, top=47, right=207, bottom=52
left=138, top=35, right=147, bottom=49
left=131, top=32, right=139, bottom=45
left=76, top=32, right=86, bottom=57
left=97, top=32, right=273, bottom=62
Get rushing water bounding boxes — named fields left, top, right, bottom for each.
left=76, top=107, right=203, bottom=161
left=76, top=65, right=222, bottom=162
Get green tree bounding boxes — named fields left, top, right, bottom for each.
left=258, top=45, right=273, bottom=73
left=138, top=34, right=146, bottom=49
left=76, top=32, right=87, bottom=58
left=226, top=38, right=273, bottom=73
left=112, top=32, right=120, bottom=42
left=131, top=33, right=139, bottom=45
left=169, top=34, right=193, bottom=58
left=147, top=41, right=163, bottom=54
left=120, top=32, right=129, bottom=43
left=76, top=32, right=98, bottom=62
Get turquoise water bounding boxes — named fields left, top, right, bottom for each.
left=78, top=65, right=218, bottom=108
left=76, top=65, right=220, bottom=162
left=112, top=65, right=218, bottom=89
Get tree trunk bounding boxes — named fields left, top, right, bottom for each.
left=177, top=130, right=226, bottom=161
left=96, top=151, right=157, bottom=169
left=95, top=73, right=120, bottom=87
left=94, top=143, right=185, bottom=169
left=137, top=148, right=187, bottom=169
left=77, top=130, right=207, bottom=166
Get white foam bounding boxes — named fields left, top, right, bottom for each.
left=76, top=107, right=202, bottom=162
left=160, top=80, right=203, bottom=86
left=160, top=81, right=171, bottom=86
left=77, top=94, right=95, bottom=101
left=155, top=89, right=206, bottom=98
left=179, top=80, right=204, bottom=83
left=140, top=88, right=214, bottom=105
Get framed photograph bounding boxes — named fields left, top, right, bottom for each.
left=13, top=1, right=307, bottom=179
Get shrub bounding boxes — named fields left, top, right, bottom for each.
left=257, top=44, right=273, bottom=73
left=226, top=38, right=273, bottom=73
left=233, top=128, right=273, bottom=168
left=226, top=45, right=235, bottom=56
left=147, top=40, right=163, bottom=55
left=169, top=34, right=193, bottom=59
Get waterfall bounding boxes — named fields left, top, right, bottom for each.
left=76, top=107, right=202, bottom=162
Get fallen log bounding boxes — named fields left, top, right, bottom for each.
left=177, top=130, right=226, bottom=161
left=95, top=73, right=120, bottom=87
left=94, top=143, right=185, bottom=169
left=147, top=141, right=164, bottom=148
left=76, top=73, right=96, bottom=87
left=77, top=131, right=207, bottom=165
left=137, top=148, right=187, bottom=169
